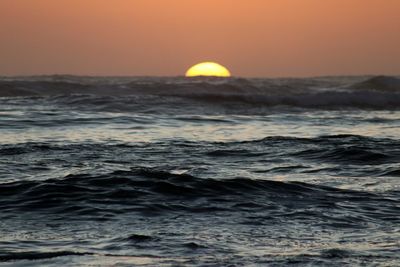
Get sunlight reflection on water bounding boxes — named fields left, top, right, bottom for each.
left=1, top=111, right=399, bottom=144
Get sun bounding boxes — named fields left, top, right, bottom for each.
left=185, top=62, right=231, bottom=77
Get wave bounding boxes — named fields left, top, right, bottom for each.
left=1, top=76, right=399, bottom=110
left=350, top=75, right=400, bottom=91
left=0, top=167, right=398, bottom=223
left=2, top=134, right=399, bottom=166
left=293, top=147, right=393, bottom=165
left=0, top=251, right=91, bottom=262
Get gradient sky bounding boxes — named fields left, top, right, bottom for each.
left=0, top=0, right=399, bottom=77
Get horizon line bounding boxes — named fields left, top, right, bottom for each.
left=0, top=73, right=398, bottom=80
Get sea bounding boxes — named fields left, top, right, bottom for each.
left=0, top=75, right=399, bottom=266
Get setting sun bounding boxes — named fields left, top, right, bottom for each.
left=185, top=62, right=231, bottom=77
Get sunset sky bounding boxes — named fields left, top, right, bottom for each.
left=0, top=0, right=399, bottom=77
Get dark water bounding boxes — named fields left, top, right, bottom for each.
left=0, top=76, right=399, bottom=266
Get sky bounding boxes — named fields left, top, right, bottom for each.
left=0, top=0, right=399, bottom=77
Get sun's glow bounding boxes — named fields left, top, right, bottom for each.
left=185, top=62, right=231, bottom=77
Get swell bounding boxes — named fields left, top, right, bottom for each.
left=1, top=76, right=400, bottom=110
left=1, top=134, right=399, bottom=168
left=219, top=134, right=400, bottom=165
left=350, top=75, right=400, bottom=91
left=0, top=167, right=398, bottom=223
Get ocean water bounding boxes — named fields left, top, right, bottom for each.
left=0, top=75, right=399, bottom=266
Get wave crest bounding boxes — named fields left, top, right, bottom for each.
left=1, top=167, right=394, bottom=219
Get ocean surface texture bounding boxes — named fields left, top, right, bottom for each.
left=0, top=76, right=399, bottom=266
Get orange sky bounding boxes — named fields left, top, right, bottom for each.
left=0, top=0, right=399, bottom=77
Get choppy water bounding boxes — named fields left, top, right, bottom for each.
left=0, top=76, right=399, bottom=266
